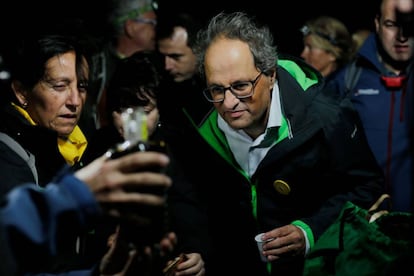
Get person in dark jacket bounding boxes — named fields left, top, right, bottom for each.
left=0, top=150, right=173, bottom=276
left=160, top=11, right=385, bottom=276
left=83, top=49, right=207, bottom=275
left=328, top=0, right=414, bottom=212
left=85, top=0, right=158, bottom=131
left=0, top=32, right=90, bottom=191
left=0, top=27, right=98, bottom=274
left=84, top=50, right=164, bottom=164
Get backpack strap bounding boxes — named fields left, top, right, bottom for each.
left=344, top=59, right=362, bottom=98
left=0, top=132, right=38, bottom=185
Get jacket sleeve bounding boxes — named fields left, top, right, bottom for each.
left=0, top=166, right=101, bottom=275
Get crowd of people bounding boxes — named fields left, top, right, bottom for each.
left=298, top=0, right=414, bottom=213
left=0, top=0, right=412, bottom=275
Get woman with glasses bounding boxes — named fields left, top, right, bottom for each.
left=161, top=11, right=384, bottom=276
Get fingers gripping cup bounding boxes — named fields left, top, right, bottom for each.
left=255, top=233, right=275, bottom=262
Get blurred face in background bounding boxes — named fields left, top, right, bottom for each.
left=157, top=26, right=198, bottom=82
left=300, top=34, right=337, bottom=77
left=375, top=0, right=414, bottom=72
left=126, top=10, right=158, bottom=52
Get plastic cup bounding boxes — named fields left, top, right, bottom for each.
left=255, top=233, right=274, bottom=262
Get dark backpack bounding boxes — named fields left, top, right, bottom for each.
left=0, top=132, right=38, bottom=184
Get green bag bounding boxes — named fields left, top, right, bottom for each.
left=303, top=194, right=414, bottom=276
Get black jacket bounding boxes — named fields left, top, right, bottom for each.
left=160, top=57, right=385, bottom=276
left=0, top=103, right=68, bottom=194
left=0, top=102, right=94, bottom=273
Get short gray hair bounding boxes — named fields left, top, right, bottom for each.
left=193, top=12, right=278, bottom=78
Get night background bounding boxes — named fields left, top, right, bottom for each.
left=156, top=0, right=377, bottom=56
left=1, top=0, right=377, bottom=58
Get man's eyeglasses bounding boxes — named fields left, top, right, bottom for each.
left=134, top=18, right=157, bottom=26
left=203, top=72, right=263, bottom=103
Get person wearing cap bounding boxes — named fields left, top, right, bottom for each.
left=82, top=0, right=159, bottom=134
left=300, top=15, right=355, bottom=81
left=106, top=0, right=158, bottom=59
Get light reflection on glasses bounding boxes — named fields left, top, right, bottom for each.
left=134, top=18, right=157, bottom=26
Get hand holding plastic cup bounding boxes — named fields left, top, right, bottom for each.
left=255, top=233, right=275, bottom=262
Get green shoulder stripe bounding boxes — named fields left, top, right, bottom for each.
left=278, top=59, right=318, bottom=90
left=198, top=110, right=249, bottom=178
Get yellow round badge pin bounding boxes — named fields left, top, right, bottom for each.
left=273, top=180, right=291, bottom=195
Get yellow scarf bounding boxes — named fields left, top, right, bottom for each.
left=12, top=102, right=88, bottom=166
